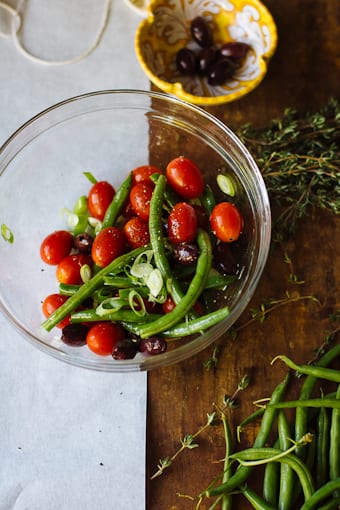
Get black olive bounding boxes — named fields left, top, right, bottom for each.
left=112, top=339, right=137, bottom=360
left=207, top=57, right=237, bottom=86
left=172, top=242, right=199, bottom=265
left=176, top=48, right=197, bottom=75
left=74, top=232, right=94, bottom=254
left=197, top=47, right=217, bottom=75
left=61, top=323, right=89, bottom=346
left=220, top=42, right=251, bottom=62
left=138, top=337, right=167, bottom=356
left=190, top=16, right=213, bottom=48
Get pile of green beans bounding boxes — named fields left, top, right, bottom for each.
left=200, top=343, right=340, bottom=510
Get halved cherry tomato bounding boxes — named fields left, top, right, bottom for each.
left=162, top=296, right=203, bottom=315
left=129, top=182, right=153, bottom=221
left=168, top=202, right=197, bottom=244
left=123, top=216, right=150, bottom=249
left=88, top=180, right=115, bottom=221
left=132, top=165, right=162, bottom=185
left=86, top=322, right=126, bottom=356
left=56, top=254, right=92, bottom=284
left=166, top=156, right=204, bottom=199
left=40, top=230, right=73, bottom=265
left=210, top=202, right=243, bottom=242
left=91, top=226, right=126, bottom=268
left=42, top=293, right=70, bottom=329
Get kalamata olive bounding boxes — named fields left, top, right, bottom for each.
left=190, top=16, right=213, bottom=47
left=173, top=242, right=199, bottom=265
left=197, top=47, right=217, bottom=75
left=220, top=42, right=251, bottom=62
left=112, top=339, right=137, bottom=360
left=61, top=323, right=89, bottom=346
left=176, top=48, right=197, bottom=75
left=213, top=242, right=238, bottom=275
left=74, top=232, right=94, bottom=254
left=207, top=57, right=236, bottom=86
left=138, top=337, right=167, bottom=356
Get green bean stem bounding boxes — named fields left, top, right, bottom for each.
left=278, top=410, right=294, bottom=510
left=101, top=171, right=132, bottom=229
left=205, top=372, right=291, bottom=498
left=299, top=478, right=340, bottom=510
left=272, top=354, right=340, bottom=383
left=134, top=229, right=212, bottom=339
left=42, top=245, right=149, bottom=331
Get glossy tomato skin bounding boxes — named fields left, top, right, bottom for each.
left=210, top=202, right=243, bottom=242
left=168, top=202, right=198, bottom=244
left=129, top=182, right=153, bottom=221
left=166, top=156, right=204, bottom=199
left=91, top=226, right=126, bottom=268
left=56, top=254, right=92, bottom=285
left=42, top=293, right=70, bottom=329
left=40, top=230, right=73, bottom=265
left=88, top=181, right=115, bottom=221
left=123, top=216, right=150, bottom=249
left=86, top=322, right=126, bottom=356
left=132, top=165, right=162, bottom=185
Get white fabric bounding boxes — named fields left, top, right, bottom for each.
left=0, top=2, right=148, bottom=508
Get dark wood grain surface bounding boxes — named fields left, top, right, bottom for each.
left=146, top=1, right=340, bottom=508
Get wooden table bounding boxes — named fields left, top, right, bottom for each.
left=147, top=1, right=339, bottom=508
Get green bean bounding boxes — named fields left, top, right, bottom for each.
left=318, top=495, right=340, bottom=510
left=160, top=306, right=230, bottom=338
left=148, top=173, right=184, bottom=305
left=71, top=309, right=161, bottom=323
left=59, top=283, right=81, bottom=296
left=237, top=408, right=265, bottom=441
left=230, top=447, right=315, bottom=501
left=293, top=344, right=340, bottom=457
left=299, top=478, right=340, bottom=510
left=272, top=354, right=340, bottom=383
left=204, top=372, right=291, bottom=498
left=242, top=487, right=277, bottom=510
left=268, top=398, right=340, bottom=410
left=133, top=229, right=212, bottom=338
left=42, top=245, right=149, bottom=331
left=201, top=184, right=216, bottom=216
left=101, top=171, right=132, bottom=229
left=204, top=271, right=237, bottom=290
left=316, top=407, right=330, bottom=489
left=263, top=438, right=280, bottom=507
left=278, top=411, right=294, bottom=510
left=329, top=385, right=340, bottom=485
left=149, top=172, right=179, bottom=208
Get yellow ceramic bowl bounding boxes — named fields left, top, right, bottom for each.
left=135, top=0, right=277, bottom=105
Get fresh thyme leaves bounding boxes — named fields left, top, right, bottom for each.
left=236, top=97, right=340, bottom=240
left=1, top=223, right=14, bottom=243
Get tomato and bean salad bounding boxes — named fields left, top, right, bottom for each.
left=40, top=156, right=244, bottom=361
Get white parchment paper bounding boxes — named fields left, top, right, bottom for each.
left=0, top=1, right=148, bottom=508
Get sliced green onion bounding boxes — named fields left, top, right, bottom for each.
left=145, top=268, right=163, bottom=298
left=217, top=174, right=236, bottom=197
left=1, top=223, right=14, bottom=243
left=96, top=297, right=126, bottom=316
left=83, top=171, right=97, bottom=184
left=128, top=290, right=146, bottom=317
left=80, top=264, right=92, bottom=283
left=73, top=195, right=88, bottom=214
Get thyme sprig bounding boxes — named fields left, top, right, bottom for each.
left=236, top=97, right=340, bottom=240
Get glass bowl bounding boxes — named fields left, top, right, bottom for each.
left=0, top=90, right=271, bottom=372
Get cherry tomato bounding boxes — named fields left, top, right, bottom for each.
left=123, top=216, right=150, bottom=249
left=166, top=156, right=204, bottom=199
left=91, top=226, right=126, bottom=268
left=162, top=296, right=176, bottom=314
left=86, top=322, right=126, bottom=356
left=88, top=180, right=115, bottom=221
left=42, top=293, right=70, bottom=329
left=132, top=165, right=162, bottom=185
left=56, top=254, right=92, bottom=285
left=129, top=182, right=153, bottom=221
left=168, top=202, right=197, bottom=244
left=210, top=202, right=243, bottom=242
left=40, top=230, right=73, bottom=265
